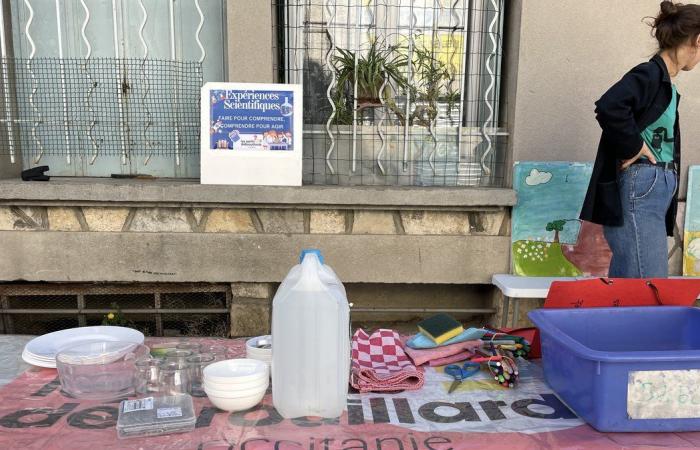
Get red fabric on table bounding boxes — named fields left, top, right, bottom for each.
left=351, top=329, right=424, bottom=393
left=490, top=327, right=541, bottom=359
left=544, top=278, right=700, bottom=309
left=400, top=338, right=482, bottom=366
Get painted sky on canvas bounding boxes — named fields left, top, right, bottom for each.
left=512, top=162, right=593, bottom=245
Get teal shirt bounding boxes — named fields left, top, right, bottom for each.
left=640, top=85, right=677, bottom=162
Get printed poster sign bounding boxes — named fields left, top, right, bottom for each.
left=208, top=89, right=295, bottom=151
left=200, top=82, right=302, bottom=186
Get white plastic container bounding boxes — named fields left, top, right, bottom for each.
left=272, top=249, right=350, bottom=419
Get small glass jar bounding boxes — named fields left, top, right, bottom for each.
left=186, top=353, right=215, bottom=396
left=206, top=345, right=228, bottom=362
left=165, top=349, right=193, bottom=365
left=134, top=358, right=163, bottom=395
left=161, top=361, right=191, bottom=395
left=176, top=342, right=202, bottom=354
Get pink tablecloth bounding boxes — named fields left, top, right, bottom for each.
left=0, top=337, right=698, bottom=449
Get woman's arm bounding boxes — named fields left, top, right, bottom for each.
left=594, top=62, right=657, bottom=161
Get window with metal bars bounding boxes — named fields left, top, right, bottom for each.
left=0, top=0, right=227, bottom=178
left=274, top=0, right=507, bottom=187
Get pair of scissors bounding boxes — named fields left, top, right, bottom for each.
left=445, top=362, right=481, bottom=394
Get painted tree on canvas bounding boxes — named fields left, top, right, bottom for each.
left=546, top=220, right=567, bottom=243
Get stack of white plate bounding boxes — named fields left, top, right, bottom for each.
left=245, top=335, right=272, bottom=367
left=203, top=359, right=269, bottom=412
left=22, top=326, right=145, bottom=368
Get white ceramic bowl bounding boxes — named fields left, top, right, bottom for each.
left=204, top=383, right=267, bottom=399
left=246, top=335, right=271, bottom=350
left=206, top=389, right=267, bottom=412
left=202, top=358, right=268, bottom=384
left=246, top=353, right=272, bottom=361
left=246, top=350, right=272, bottom=360
left=204, top=376, right=268, bottom=392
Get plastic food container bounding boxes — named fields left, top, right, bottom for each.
left=117, top=394, right=195, bottom=439
left=56, top=341, right=149, bottom=400
left=529, top=306, right=700, bottom=432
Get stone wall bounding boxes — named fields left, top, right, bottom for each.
left=0, top=205, right=508, bottom=237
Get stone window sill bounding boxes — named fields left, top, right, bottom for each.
left=0, top=178, right=516, bottom=210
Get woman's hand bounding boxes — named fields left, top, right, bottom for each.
left=620, top=143, right=657, bottom=170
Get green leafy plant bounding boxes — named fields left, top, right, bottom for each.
left=409, top=43, right=460, bottom=128
left=330, top=40, right=458, bottom=128
left=102, top=302, right=136, bottom=328
left=331, top=41, right=408, bottom=125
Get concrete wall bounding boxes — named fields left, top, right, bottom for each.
left=510, top=0, right=700, bottom=194
left=226, top=0, right=274, bottom=83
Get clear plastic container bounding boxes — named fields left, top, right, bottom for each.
left=271, top=249, right=350, bottom=418
left=56, top=341, right=149, bottom=400
left=117, top=394, right=195, bottom=439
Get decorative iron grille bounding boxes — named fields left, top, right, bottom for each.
left=0, top=58, right=202, bottom=166
left=274, top=0, right=507, bottom=187
left=0, top=0, right=225, bottom=177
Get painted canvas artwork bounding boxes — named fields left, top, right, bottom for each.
left=512, top=162, right=612, bottom=277
left=683, top=166, right=700, bottom=276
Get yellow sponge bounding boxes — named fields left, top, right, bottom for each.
left=417, top=313, right=464, bottom=345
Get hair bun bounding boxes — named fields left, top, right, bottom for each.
left=660, top=1, right=680, bottom=18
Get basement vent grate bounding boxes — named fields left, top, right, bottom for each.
left=0, top=284, right=231, bottom=337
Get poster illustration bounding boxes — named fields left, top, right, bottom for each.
left=683, top=166, right=700, bottom=275
left=209, top=89, right=294, bottom=151
left=512, top=161, right=611, bottom=277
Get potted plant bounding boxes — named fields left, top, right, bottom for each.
left=331, top=40, right=408, bottom=125
left=409, top=43, right=460, bottom=128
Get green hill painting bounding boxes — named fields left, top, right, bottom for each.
left=512, top=162, right=611, bottom=277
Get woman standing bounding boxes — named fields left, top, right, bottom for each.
left=581, top=1, right=700, bottom=278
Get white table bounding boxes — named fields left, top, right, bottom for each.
left=492, top=274, right=582, bottom=327
left=492, top=274, right=700, bottom=327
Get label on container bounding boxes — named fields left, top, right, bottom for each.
left=156, top=407, right=183, bottom=419
left=628, top=370, right=700, bottom=419
left=122, top=397, right=154, bottom=413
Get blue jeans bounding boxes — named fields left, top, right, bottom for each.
left=603, top=164, right=677, bottom=278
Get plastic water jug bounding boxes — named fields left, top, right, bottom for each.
left=271, top=249, right=350, bottom=419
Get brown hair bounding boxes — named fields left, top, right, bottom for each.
left=651, top=1, right=700, bottom=50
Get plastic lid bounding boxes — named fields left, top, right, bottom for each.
left=299, top=248, right=324, bottom=264
left=56, top=341, right=142, bottom=365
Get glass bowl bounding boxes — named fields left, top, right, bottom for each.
left=56, top=341, right=150, bottom=400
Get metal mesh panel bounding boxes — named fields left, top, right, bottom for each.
left=273, top=0, right=507, bottom=187
left=0, top=284, right=229, bottom=338
left=0, top=58, right=202, bottom=164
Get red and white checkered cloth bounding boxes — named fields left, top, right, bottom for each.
left=350, top=329, right=425, bottom=393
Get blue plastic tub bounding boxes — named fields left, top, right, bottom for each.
left=529, top=306, right=700, bottom=432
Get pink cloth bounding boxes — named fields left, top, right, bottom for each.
left=427, top=350, right=474, bottom=367
left=351, top=329, right=425, bottom=393
left=400, top=338, right=482, bottom=366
